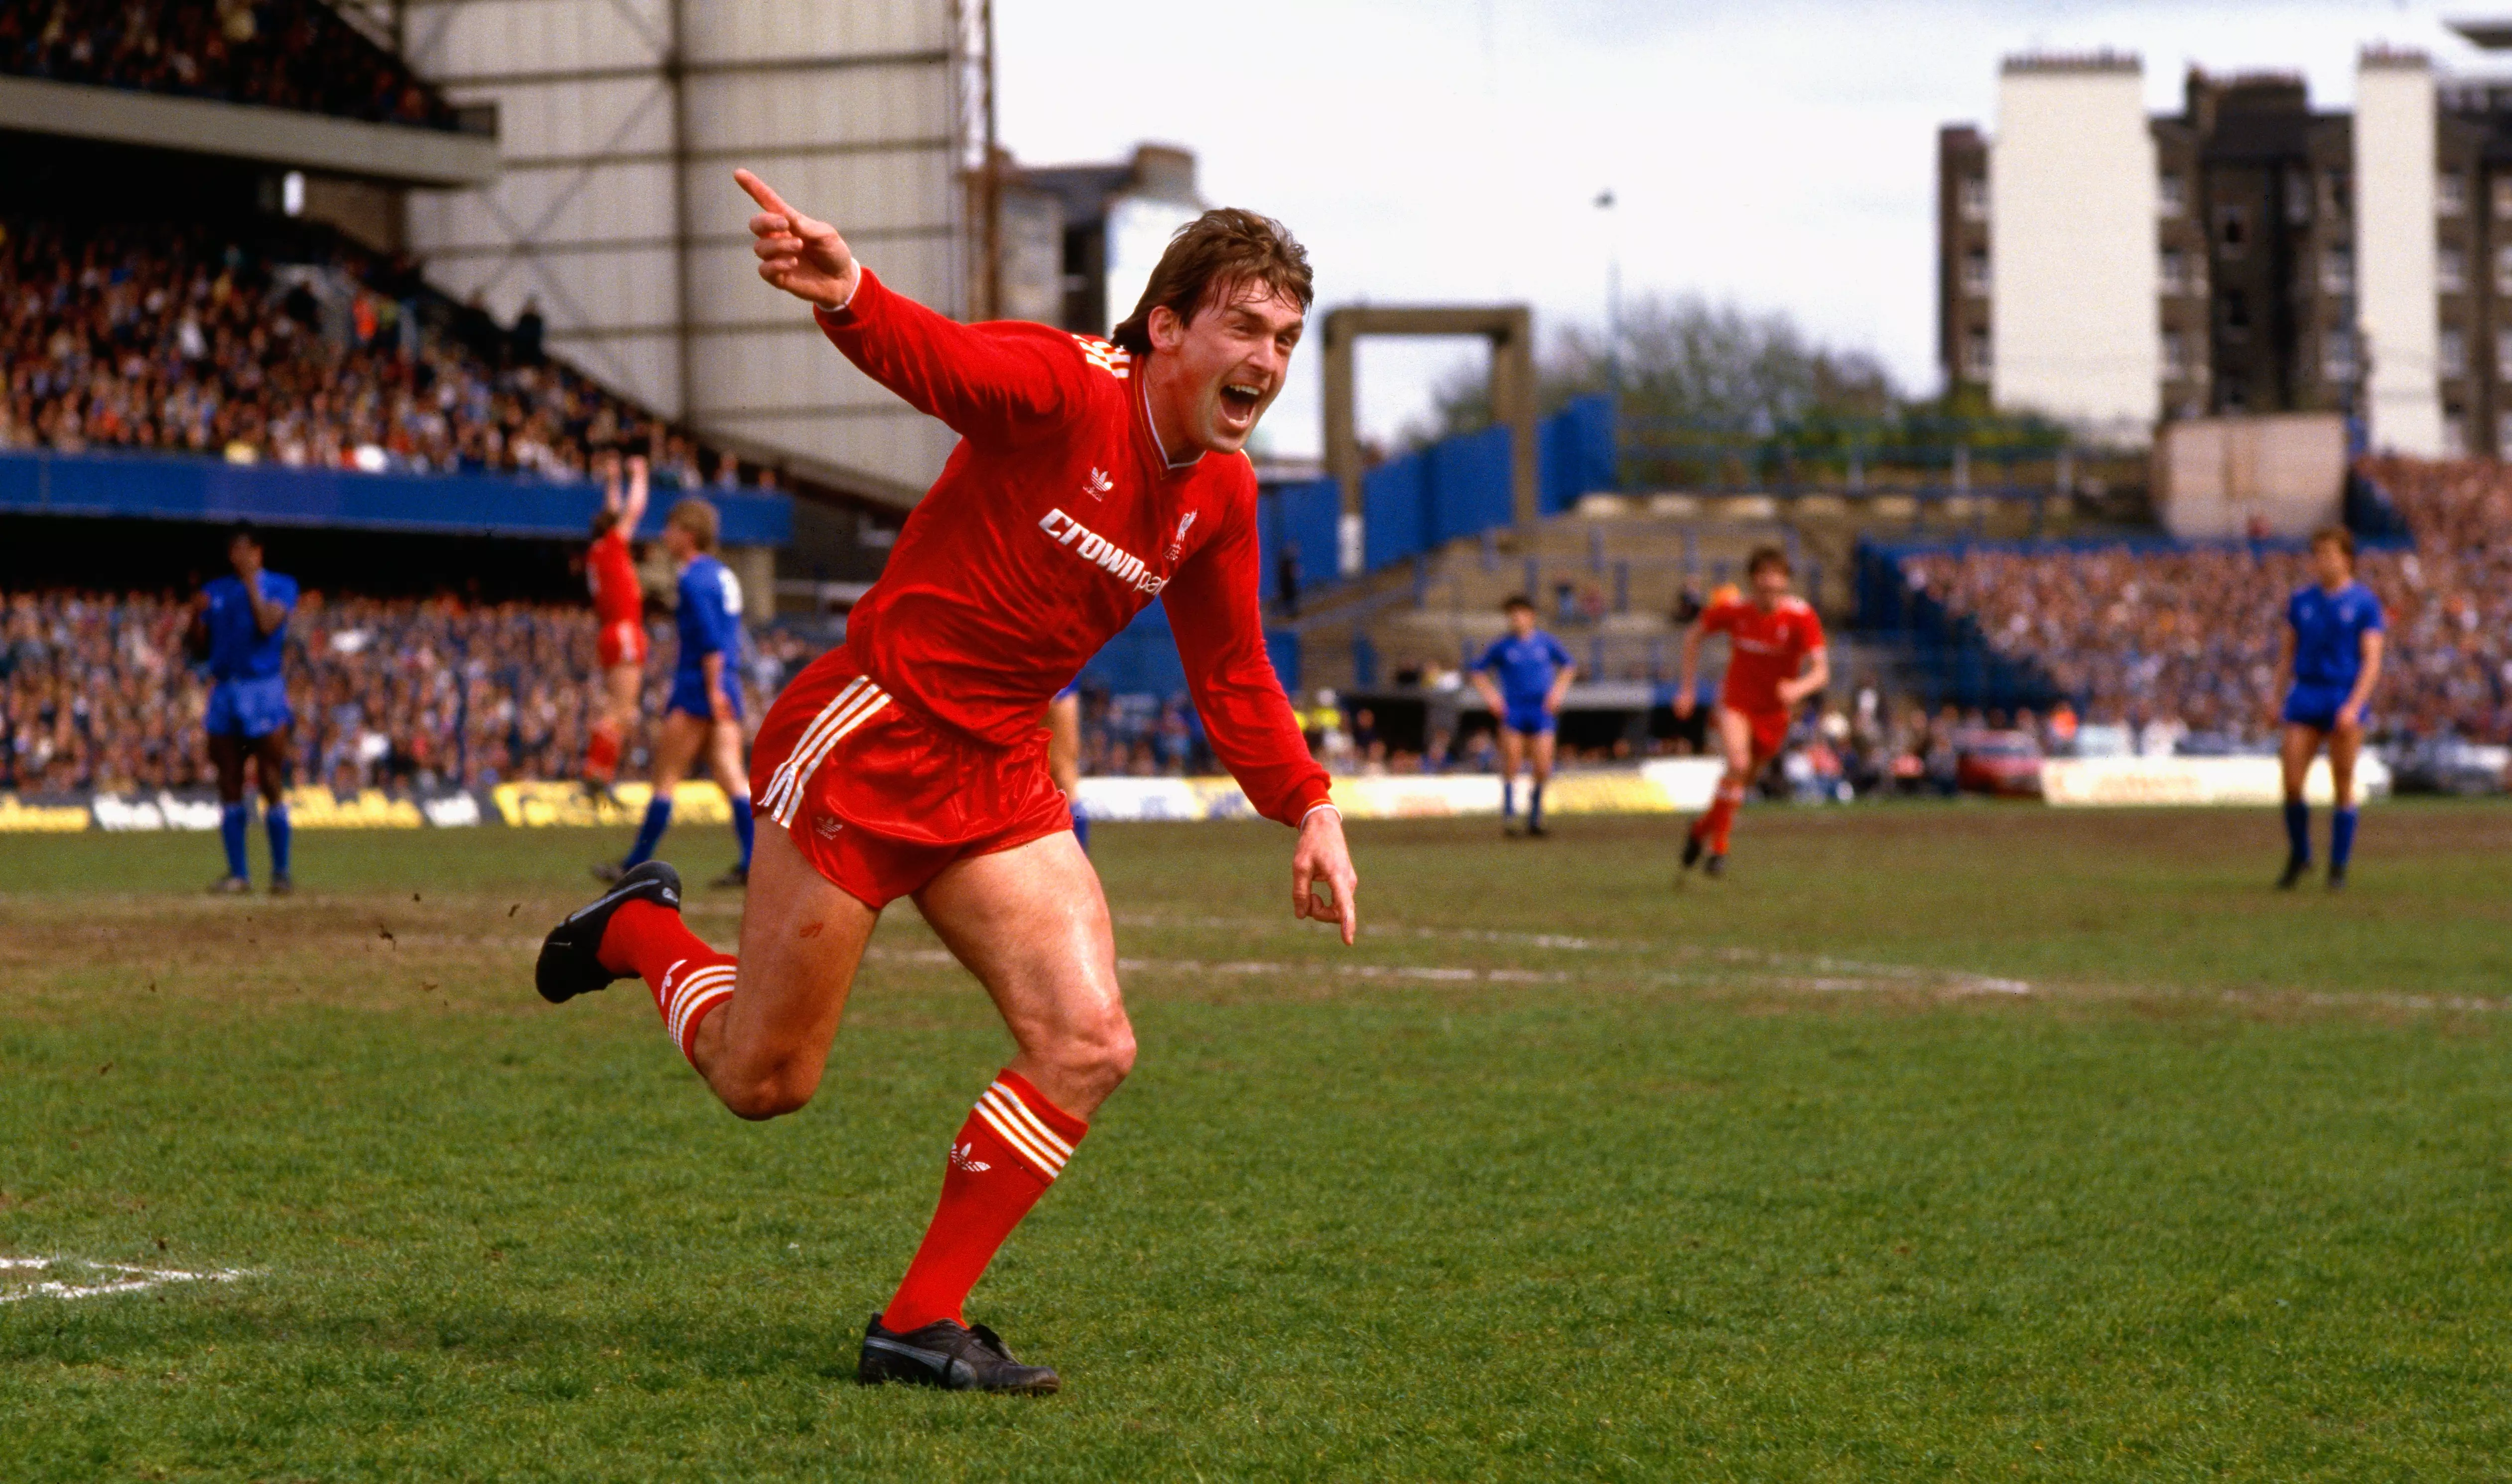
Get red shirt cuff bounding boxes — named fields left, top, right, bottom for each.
left=1288, top=784, right=1335, bottom=824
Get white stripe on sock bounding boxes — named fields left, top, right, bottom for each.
left=971, top=1100, right=1063, bottom=1180
left=665, top=966, right=736, bottom=1046
left=984, top=1081, right=1074, bottom=1161
left=669, top=985, right=733, bottom=1052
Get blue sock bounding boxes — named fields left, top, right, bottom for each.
left=1070, top=802, right=1091, bottom=853
left=265, top=803, right=292, bottom=880
left=624, top=795, right=673, bottom=868
left=1501, top=777, right=1516, bottom=819
left=2331, top=807, right=2358, bottom=873
left=731, top=795, right=755, bottom=871
left=1529, top=781, right=1545, bottom=828
left=2282, top=799, right=2310, bottom=864
left=219, top=802, right=250, bottom=881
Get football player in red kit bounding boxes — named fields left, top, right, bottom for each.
left=1673, top=545, right=1829, bottom=877
left=533, top=169, right=1358, bottom=1394
left=580, top=451, right=650, bottom=794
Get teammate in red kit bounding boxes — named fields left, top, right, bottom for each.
left=533, top=168, right=1359, bottom=1394
left=1674, top=545, right=1829, bottom=877
left=580, top=451, right=650, bottom=796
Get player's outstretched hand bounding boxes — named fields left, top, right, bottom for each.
left=734, top=168, right=859, bottom=312
left=1292, top=806, right=1359, bottom=946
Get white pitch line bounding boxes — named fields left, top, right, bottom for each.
left=0, top=1256, right=253, bottom=1303
left=859, top=944, right=1568, bottom=986
left=1112, top=912, right=1634, bottom=952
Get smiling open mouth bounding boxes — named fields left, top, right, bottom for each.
left=1220, top=382, right=1263, bottom=417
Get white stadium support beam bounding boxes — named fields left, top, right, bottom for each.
left=0, top=73, right=497, bottom=187
left=2353, top=50, right=2445, bottom=458
left=399, top=0, right=977, bottom=507
left=1989, top=55, right=2160, bottom=441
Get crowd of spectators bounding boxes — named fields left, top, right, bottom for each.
left=0, top=588, right=818, bottom=797
left=0, top=218, right=772, bottom=490
left=1900, top=457, right=2512, bottom=747
left=0, top=0, right=458, bottom=129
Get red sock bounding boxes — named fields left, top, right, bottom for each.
left=600, top=900, right=735, bottom=1064
left=881, top=1071, right=1088, bottom=1332
left=583, top=719, right=622, bottom=783
left=1693, top=782, right=1744, bottom=855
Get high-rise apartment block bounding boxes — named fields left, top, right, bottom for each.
left=1941, top=44, right=2512, bottom=456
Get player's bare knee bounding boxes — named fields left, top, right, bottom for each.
left=719, top=1064, right=817, bottom=1120
left=1048, top=1013, right=1135, bottom=1098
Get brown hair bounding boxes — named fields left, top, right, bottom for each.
left=1746, top=544, right=1791, bottom=578
left=1110, top=208, right=1314, bottom=357
left=666, top=496, right=719, bottom=552
left=1500, top=593, right=1535, bottom=614
left=2310, top=524, right=2356, bottom=564
left=590, top=507, right=621, bottom=540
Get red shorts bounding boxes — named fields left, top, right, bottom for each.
left=1723, top=703, right=1791, bottom=761
left=750, top=657, right=1072, bottom=910
left=597, top=618, right=649, bottom=669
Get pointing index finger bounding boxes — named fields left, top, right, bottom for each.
left=733, top=168, right=794, bottom=226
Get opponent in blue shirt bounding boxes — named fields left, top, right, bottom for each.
left=2276, top=526, right=2386, bottom=889
left=188, top=523, right=298, bottom=894
left=603, top=497, right=758, bottom=889
left=1469, top=595, right=1577, bottom=837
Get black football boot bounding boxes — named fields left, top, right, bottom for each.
left=534, top=861, right=682, bottom=1004
left=857, top=1313, right=1061, bottom=1395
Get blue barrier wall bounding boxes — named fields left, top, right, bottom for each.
left=1255, top=476, right=1340, bottom=601
left=1073, top=598, right=1302, bottom=700
left=1540, top=395, right=1617, bottom=515
left=1427, top=425, right=1515, bottom=546
left=1361, top=445, right=1430, bottom=572
left=1348, top=394, right=1618, bottom=575
left=0, top=449, right=793, bottom=547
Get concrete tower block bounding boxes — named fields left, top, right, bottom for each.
left=1990, top=54, right=2160, bottom=440
left=2354, top=50, right=2444, bottom=457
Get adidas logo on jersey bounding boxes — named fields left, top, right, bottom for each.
left=1071, top=335, right=1132, bottom=379
left=1084, top=467, right=1114, bottom=499
left=1038, top=508, right=1165, bottom=596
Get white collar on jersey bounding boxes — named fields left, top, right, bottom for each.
left=1139, top=369, right=1204, bottom=472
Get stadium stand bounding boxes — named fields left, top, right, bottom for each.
left=1895, top=457, right=2512, bottom=744
left=0, top=216, right=762, bottom=487
left=0, top=589, right=825, bottom=796
left=0, top=0, right=459, bottom=129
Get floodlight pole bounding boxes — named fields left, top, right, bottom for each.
left=1598, top=188, right=1620, bottom=404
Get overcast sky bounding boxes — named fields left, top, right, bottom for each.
left=995, top=0, right=2506, bottom=458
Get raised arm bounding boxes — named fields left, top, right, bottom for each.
left=621, top=454, right=650, bottom=535
left=738, top=168, right=1077, bottom=444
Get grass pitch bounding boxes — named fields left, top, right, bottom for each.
left=4, top=802, right=2512, bottom=1481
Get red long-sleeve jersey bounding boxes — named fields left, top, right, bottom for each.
left=587, top=529, right=642, bottom=627
left=816, top=269, right=1331, bottom=827
left=1702, top=594, right=1826, bottom=714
